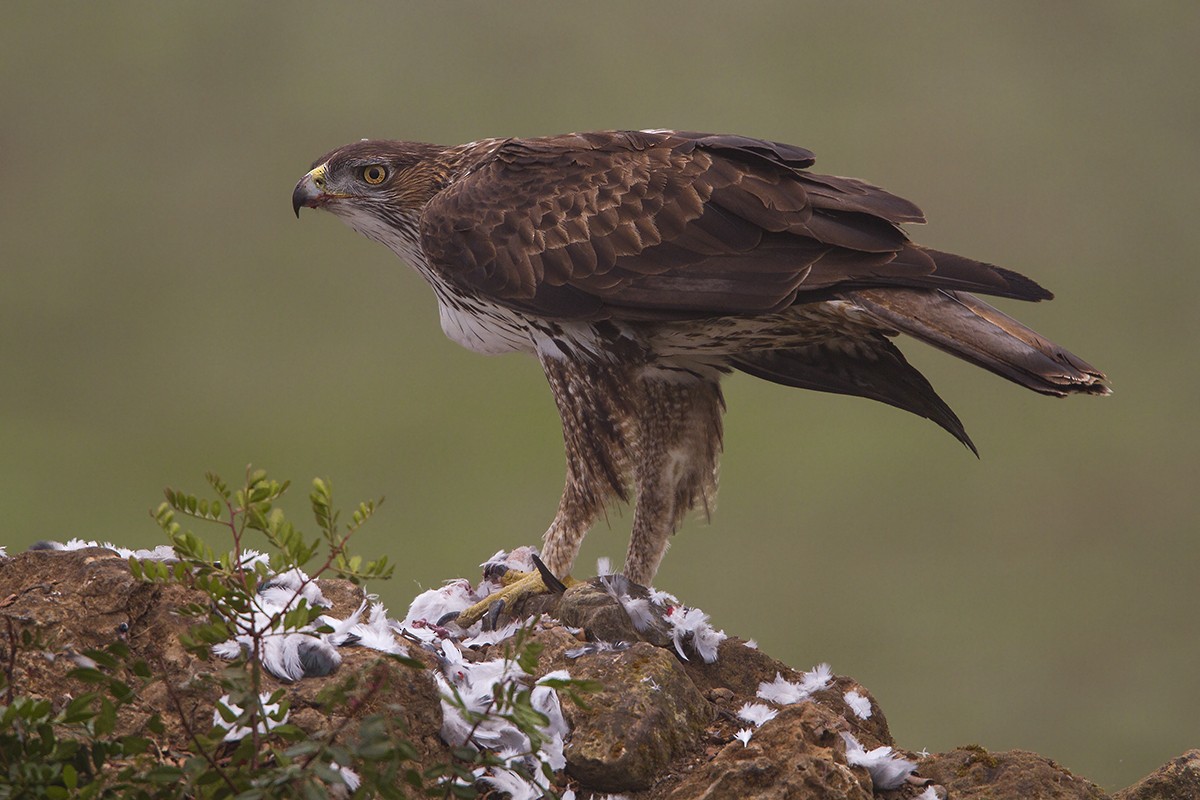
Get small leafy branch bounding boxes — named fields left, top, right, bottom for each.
left=0, top=466, right=593, bottom=799
left=0, top=467, right=418, bottom=798
left=139, top=466, right=412, bottom=798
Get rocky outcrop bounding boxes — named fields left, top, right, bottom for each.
left=0, top=548, right=1190, bottom=798
left=1114, top=750, right=1200, bottom=800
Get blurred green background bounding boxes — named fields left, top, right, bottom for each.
left=2, top=1, right=1196, bottom=790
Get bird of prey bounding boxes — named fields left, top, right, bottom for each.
left=293, top=130, right=1107, bottom=614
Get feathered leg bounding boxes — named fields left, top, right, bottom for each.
left=450, top=353, right=636, bottom=628
left=624, top=372, right=724, bottom=586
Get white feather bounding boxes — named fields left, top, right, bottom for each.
left=648, top=587, right=680, bottom=607
left=736, top=702, right=779, bottom=728
left=460, top=617, right=526, bottom=648
left=401, top=579, right=478, bottom=642
left=329, top=762, right=360, bottom=793
left=664, top=605, right=726, bottom=663
left=212, top=693, right=288, bottom=742
left=840, top=732, right=918, bottom=791
left=337, top=601, right=407, bottom=655
left=844, top=689, right=872, bottom=720
left=257, top=568, right=330, bottom=610
left=734, top=727, right=754, bottom=746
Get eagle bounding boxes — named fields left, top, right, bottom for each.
left=293, top=130, right=1107, bottom=619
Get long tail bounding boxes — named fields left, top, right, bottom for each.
left=847, top=288, right=1109, bottom=397
left=731, top=286, right=1108, bottom=452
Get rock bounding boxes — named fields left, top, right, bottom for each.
left=667, top=702, right=873, bottom=800
left=919, top=745, right=1110, bottom=800
left=537, top=578, right=673, bottom=649
left=0, top=548, right=1190, bottom=799
left=563, top=641, right=711, bottom=792
left=1115, top=750, right=1200, bottom=800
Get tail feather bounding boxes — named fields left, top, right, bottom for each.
left=847, top=288, right=1109, bottom=397
left=733, top=336, right=978, bottom=453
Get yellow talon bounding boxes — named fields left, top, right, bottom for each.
left=452, top=556, right=577, bottom=630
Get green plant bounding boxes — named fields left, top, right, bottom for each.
left=0, top=467, right=591, bottom=799
left=0, top=628, right=165, bottom=799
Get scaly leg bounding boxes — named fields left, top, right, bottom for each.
left=450, top=479, right=601, bottom=630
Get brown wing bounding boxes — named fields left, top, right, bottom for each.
left=419, top=130, right=1050, bottom=320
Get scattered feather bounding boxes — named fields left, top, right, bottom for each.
left=743, top=638, right=758, bottom=649
left=212, top=693, right=288, bottom=742
left=434, top=640, right=572, bottom=793
left=915, top=787, right=941, bottom=800
left=258, top=568, right=330, bottom=610
left=59, top=538, right=101, bottom=551
left=621, top=596, right=657, bottom=632
left=321, top=601, right=367, bottom=647
left=801, top=663, right=833, bottom=693
left=233, top=549, right=270, bottom=569
left=647, top=587, right=680, bottom=607
left=756, top=664, right=833, bottom=705
left=599, top=574, right=658, bottom=633
left=478, top=772, right=540, bottom=800
left=736, top=702, right=779, bottom=728
left=332, top=601, right=407, bottom=655
left=844, top=690, right=872, bottom=719
left=328, top=762, right=360, bottom=793
left=210, top=640, right=243, bottom=660
left=596, top=556, right=613, bottom=576
left=734, top=727, right=754, bottom=746
left=460, top=617, right=528, bottom=648
left=757, top=673, right=807, bottom=705
left=663, top=605, right=726, bottom=663
left=261, top=633, right=341, bottom=682
left=401, top=579, right=478, bottom=642
left=565, top=641, right=631, bottom=659
left=840, top=732, right=918, bottom=791
left=40, top=539, right=180, bottom=561
left=211, top=566, right=350, bottom=681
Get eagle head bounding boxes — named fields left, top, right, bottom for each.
left=292, top=140, right=452, bottom=251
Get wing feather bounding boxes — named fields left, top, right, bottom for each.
left=419, top=130, right=1048, bottom=319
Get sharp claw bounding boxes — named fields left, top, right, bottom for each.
left=483, top=599, right=505, bottom=631
left=436, top=611, right=462, bottom=627
left=531, top=554, right=568, bottom=594
left=483, top=563, right=510, bottom=582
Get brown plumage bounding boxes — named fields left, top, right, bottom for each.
left=292, top=130, right=1107, bottom=586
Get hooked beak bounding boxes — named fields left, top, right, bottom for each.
left=292, top=163, right=331, bottom=218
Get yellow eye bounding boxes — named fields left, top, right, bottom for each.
left=361, top=165, right=387, bottom=185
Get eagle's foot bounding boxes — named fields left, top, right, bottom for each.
left=449, top=555, right=574, bottom=631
